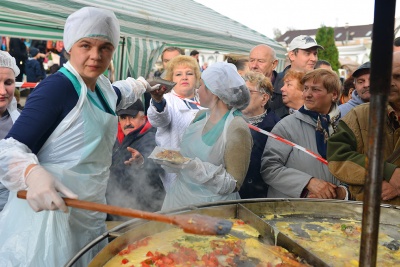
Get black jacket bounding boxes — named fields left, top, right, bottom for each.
left=239, top=110, right=280, bottom=199
left=270, top=65, right=291, bottom=117
left=106, top=119, right=165, bottom=220
left=25, top=58, right=45, bottom=82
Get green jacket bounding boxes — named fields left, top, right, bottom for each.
left=327, top=103, right=400, bottom=205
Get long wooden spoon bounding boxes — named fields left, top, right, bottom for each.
left=17, top=190, right=232, bottom=236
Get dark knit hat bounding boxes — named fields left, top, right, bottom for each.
left=352, top=61, right=371, bottom=78
left=30, top=47, right=39, bottom=57
left=117, top=99, right=144, bottom=117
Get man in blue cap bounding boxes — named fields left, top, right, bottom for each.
left=339, top=61, right=371, bottom=117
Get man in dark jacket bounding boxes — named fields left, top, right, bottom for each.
left=8, top=38, right=27, bottom=82
left=249, top=44, right=279, bottom=85
left=106, top=99, right=165, bottom=220
left=328, top=52, right=400, bottom=205
left=272, top=35, right=324, bottom=118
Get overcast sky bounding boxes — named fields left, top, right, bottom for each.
left=194, top=0, right=400, bottom=38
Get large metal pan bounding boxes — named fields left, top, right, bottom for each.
left=66, top=199, right=400, bottom=267
left=239, top=199, right=400, bottom=266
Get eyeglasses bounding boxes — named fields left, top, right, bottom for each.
left=249, top=89, right=270, bottom=95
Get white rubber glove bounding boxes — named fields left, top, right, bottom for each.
left=160, top=165, right=181, bottom=174
left=113, top=77, right=146, bottom=110
left=25, top=165, right=78, bottom=213
left=182, top=158, right=237, bottom=195
left=136, top=76, right=160, bottom=92
left=125, top=77, right=146, bottom=95
left=159, top=160, right=187, bottom=170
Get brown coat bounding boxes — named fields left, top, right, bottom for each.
left=328, top=103, right=400, bottom=205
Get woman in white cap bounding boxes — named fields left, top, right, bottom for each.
left=0, top=51, right=21, bottom=212
left=0, top=7, right=151, bottom=267
left=160, top=62, right=253, bottom=210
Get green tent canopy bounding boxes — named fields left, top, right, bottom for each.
left=0, top=0, right=286, bottom=79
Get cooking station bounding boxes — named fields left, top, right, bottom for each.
left=66, top=199, right=400, bottom=266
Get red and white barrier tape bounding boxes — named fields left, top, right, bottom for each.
left=10, top=83, right=328, bottom=166
left=248, top=123, right=328, bottom=165
left=15, top=82, right=38, bottom=88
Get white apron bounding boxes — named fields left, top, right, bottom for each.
left=162, top=110, right=239, bottom=210
left=0, top=63, right=118, bottom=267
left=7, top=97, right=20, bottom=123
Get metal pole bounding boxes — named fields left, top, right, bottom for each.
left=119, top=36, right=126, bottom=80
left=360, top=0, right=396, bottom=266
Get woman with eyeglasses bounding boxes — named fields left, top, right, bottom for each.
left=240, top=71, right=280, bottom=199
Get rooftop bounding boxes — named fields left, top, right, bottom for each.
left=276, top=24, right=373, bottom=45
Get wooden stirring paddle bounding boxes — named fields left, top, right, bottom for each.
left=17, top=190, right=232, bottom=236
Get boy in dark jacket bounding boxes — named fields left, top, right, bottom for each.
left=25, top=47, right=45, bottom=82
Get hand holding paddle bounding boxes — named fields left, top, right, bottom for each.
left=17, top=190, right=232, bottom=236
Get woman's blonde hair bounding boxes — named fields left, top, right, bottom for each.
left=164, top=55, right=201, bottom=87
left=242, top=71, right=273, bottom=95
left=14, top=88, right=20, bottom=103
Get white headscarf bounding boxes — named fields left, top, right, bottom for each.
left=201, top=62, right=250, bottom=110
left=63, top=7, right=120, bottom=52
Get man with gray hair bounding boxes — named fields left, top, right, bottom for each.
left=328, top=53, right=400, bottom=205
left=249, top=44, right=279, bottom=84
left=394, top=36, right=400, bottom=52
left=272, top=35, right=324, bottom=118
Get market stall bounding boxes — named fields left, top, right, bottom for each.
left=0, top=0, right=287, bottom=79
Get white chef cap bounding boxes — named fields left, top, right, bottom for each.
left=63, top=7, right=120, bottom=52
left=0, top=51, right=20, bottom=77
left=201, top=62, right=250, bottom=110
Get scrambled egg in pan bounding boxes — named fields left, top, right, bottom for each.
left=105, top=219, right=310, bottom=267
left=268, top=217, right=400, bottom=267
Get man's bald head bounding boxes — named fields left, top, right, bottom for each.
left=249, top=44, right=278, bottom=78
left=250, top=44, right=276, bottom=58
left=393, top=51, right=400, bottom=63
left=389, top=51, right=400, bottom=107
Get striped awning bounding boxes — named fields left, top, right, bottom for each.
left=0, top=0, right=286, bottom=78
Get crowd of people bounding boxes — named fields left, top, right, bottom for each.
left=2, top=37, right=67, bottom=83
left=0, top=6, right=399, bottom=267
